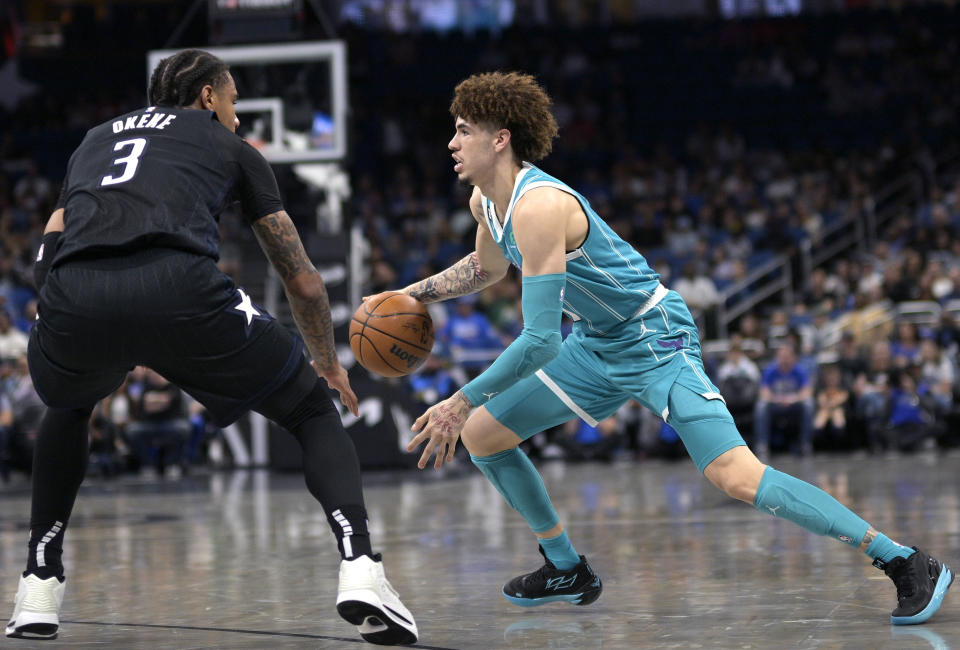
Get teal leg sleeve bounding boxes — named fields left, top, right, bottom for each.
left=471, top=448, right=559, bottom=534
left=753, top=467, right=869, bottom=548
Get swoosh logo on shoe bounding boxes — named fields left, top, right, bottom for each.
left=383, top=605, right=413, bottom=626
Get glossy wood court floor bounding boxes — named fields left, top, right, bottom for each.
left=2, top=451, right=959, bottom=649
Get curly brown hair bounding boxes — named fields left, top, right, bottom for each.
left=449, top=72, right=558, bottom=163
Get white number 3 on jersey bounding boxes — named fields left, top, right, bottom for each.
left=101, top=137, right=147, bottom=186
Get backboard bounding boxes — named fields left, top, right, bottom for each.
left=147, top=41, right=348, bottom=163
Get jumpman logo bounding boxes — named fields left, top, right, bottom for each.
left=638, top=320, right=657, bottom=336
left=767, top=506, right=780, bottom=515
left=483, top=391, right=499, bottom=401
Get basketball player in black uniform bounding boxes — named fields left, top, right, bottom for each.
left=5, top=50, right=417, bottom=645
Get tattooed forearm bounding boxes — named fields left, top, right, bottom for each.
left=251, top=212, right=311, bottom=282
left=253, top=211, right=338, bottom=370
left=406, top=252, right=491, bottom=303
left=288, top=283, right=338, bottom=371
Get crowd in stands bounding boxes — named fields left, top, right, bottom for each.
left=3, top=6, right=960, bottom=480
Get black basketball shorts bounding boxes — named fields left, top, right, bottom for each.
left=29, top=249, right=311, bottom=426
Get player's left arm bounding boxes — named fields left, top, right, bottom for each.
left=456, top=188, right=568, bottom=406
left=407, top=189, right=569, bottom=469
left=237, top=140, right=358, bottom=415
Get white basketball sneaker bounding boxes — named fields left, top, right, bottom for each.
left=6, top=574, right=65, bottom=640
left=336, top=554, right=417, bottom=645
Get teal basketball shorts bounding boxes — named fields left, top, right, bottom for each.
left=484, top=291, right=746, bottom=472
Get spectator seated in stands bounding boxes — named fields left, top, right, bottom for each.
left=917, top=337, right=956, bottom=416
left=813, top=364, right=852, bottom=452
left=88, top=403, right=125, bottom=479
left=438, top=294, right=506, bottom=380
left=125, top=367, right=190, bottom=478
left=882, top=370, right=942, bottom=453
left=753, top=342, right=814, bottom=457
left=5, top=354, right=45, bottom=473
left=555, top=416, right=622, bottom=463
left=854, top=340, right=894, bottom=453
left=890, top=321, right=923, bottom=367
left=408, top=355, right=460, bottom=409
left=672, top=262, right=720, bottom=313
left=715, top=335, right=760, bottom=432
left=0, top=309, right=28, bottom=364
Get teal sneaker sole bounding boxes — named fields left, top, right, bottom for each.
left=891, top=565, right=953, bottom=625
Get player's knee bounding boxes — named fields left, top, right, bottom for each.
left=703, top=447, right=765, bottom=503
left=462, top=407, right=518, bottom=457
left=257, top=373, right=337, bottom=432
left=461, top=417, right=485, bottom=455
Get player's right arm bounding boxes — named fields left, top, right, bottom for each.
left=251, top=210, right=357, bottom=415
left=235, top=139, right=357, bottom=415
left=396, top=187, right=510, bottom=303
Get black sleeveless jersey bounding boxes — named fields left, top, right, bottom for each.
left=53, top=106, right=283, bottom=265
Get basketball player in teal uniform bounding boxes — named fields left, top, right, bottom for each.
left=369, top=71, right=952, bottom=624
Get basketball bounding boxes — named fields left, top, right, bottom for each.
left=349, top=293, right=434, bottom=377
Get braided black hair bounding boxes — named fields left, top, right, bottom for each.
left=148, top=49, right=230, bottom=107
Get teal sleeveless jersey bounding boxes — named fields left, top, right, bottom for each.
left=479, top=163, right=661, bottom=336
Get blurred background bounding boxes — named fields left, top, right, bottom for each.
left=1, top=0, right=959, bottom=483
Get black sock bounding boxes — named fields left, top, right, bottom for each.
left=26, top=407, right=92, bottom=580
left=291, top=409, right=374, bottom=560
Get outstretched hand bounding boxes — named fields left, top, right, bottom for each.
left=407, top=391, right=473, bottom=469
left=312, top=360, right=359, bottom=416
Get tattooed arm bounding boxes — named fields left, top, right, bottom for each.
left=401, top=188, right=510, bottom=303
left=252, top=211, right=336, bottom=369
left=252, top=211, right=358, bottom=414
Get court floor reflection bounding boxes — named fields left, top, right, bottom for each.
left=2, top=451, right=959, bottom=648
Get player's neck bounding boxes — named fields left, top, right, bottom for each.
left=479, top=160, right=524, bottom=221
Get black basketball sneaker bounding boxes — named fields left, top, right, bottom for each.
left=502, top=546, right=602, bottom=607
left=874, top=547, right=953, bottom=625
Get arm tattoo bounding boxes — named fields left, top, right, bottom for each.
left=251, top=212, right=311, bottom=282
left=407, top=252, right=490, bottom=303
left=252, top=212, right=338, bottom=370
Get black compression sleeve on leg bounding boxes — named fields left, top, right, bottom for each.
left=291, top=409, right=373, bottom=559
left=26, top=406, right=92, bottom=579
left=256, top=374, right=373, bottom=559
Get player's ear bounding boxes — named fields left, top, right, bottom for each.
left=494, top=128, right=511, bottom=153
left=199, top=85, right=215, bottom=110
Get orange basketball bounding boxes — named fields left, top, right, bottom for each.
left=349, top=293, right=434, bottom=377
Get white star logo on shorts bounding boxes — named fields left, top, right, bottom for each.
left=233, top=288, right=261, bottom=326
